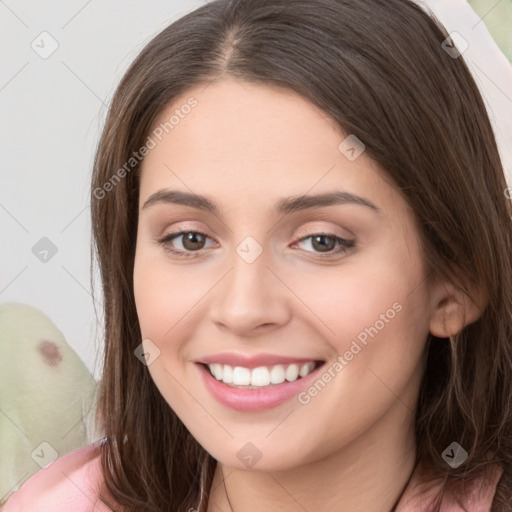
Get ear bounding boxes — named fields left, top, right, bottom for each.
left=429, top=278, right=488, bottom=338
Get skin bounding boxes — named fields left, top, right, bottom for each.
left=133, top=79, right=482, bottom=512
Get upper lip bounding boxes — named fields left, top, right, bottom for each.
left=196, top=353, right=324, bottom=368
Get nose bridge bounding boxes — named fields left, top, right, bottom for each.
left=211, top=235, right=290, bottom=333
left=225, top=237, right=273, bottom=311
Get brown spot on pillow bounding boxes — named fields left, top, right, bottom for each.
left=38, top=339, right=63, bottom=367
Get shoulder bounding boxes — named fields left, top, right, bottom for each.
left=1, top=439, right=114, bottom=512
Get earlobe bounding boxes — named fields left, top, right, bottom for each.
left=429, top=281, right=488, bottom=339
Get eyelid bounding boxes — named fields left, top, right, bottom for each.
left=294, top=225, right=354, bottom=241
left=155, top=228, right=216, bottom=249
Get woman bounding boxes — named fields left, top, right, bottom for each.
left=3, top=0, right=512, bottom=510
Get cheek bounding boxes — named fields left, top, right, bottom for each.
left=133, top=252, right=201, bottom=412
left=287, top=244, right=430, bottom=389
left=133, top=246, right=209, bottom=340
left=293, top=260, right=418, bottom=345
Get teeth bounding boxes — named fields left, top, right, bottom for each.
left=233, top=366, right=251, bottom=385
left=299, top=363, right=312, bottom=377
left=270, top=365, right=285, bottom=384
left=251, top=367, right=270, bottom=386
left=285, top=364, right=299, bottom=381
left=210, top=363, right=223, bottom=380
left=207, top=361, right=317, bottom=387
left=222, top=364, right=233, bottom=383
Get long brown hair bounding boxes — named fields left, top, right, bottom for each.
left=90, top=0, right=512, bottom=510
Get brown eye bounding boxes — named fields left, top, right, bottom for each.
left=157, top=230, right=214, bottom=257
left=294, top=233, right=355, bottom=258
left=180, top=232, right=206, bottom=251
left=311, top=234, right=336, bottom=252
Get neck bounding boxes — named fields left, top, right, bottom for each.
left=207, top=398, right=418, bottom=512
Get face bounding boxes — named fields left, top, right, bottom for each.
left=133, top=79, right=437, bottom=471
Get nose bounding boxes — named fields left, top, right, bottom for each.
left=209, top=244, right=292, bottom=337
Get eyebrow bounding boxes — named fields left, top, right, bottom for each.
left=141, top=189, right=380, bottom=215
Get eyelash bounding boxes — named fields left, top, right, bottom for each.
left=156, top=230, right=355, bottom=259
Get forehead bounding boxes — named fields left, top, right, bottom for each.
left=138, top=79, right=398, bottom=215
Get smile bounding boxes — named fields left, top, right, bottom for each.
left=206, top=361, right=319, bottom=388
left=196, top=359, right=326, bottom=412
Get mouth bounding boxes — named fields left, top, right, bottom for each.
left=202, top=360, right=325, bottom=389
left=196, top=358, right=326, bottom=411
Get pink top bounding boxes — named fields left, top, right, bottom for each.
left=1, top=441, right=111, bottom=512
left=1, top=440, right=504, bottom=511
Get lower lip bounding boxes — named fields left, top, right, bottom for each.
left=196, top=362, right=325, bottom=412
